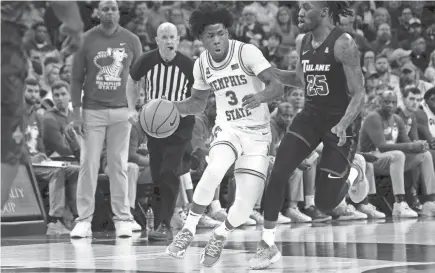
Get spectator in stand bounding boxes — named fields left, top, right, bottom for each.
left=270, top=6, right=299, bottom=55
left=126, top=1, right=154, bottom=51
left=363, top=7, right=392, bottom=42
left=401, top=18, right=424, bottom=49
left=396, top=7, right=413, bottom=42
left=24, top=21, right=60, bottom=71
left=42, top=81, right=80, bottom=161
left=362, top=50, right=376, bottom=75
left=359, top=91, right=435, bottom=217
left=370, top=23, right=398, bottom=54
left=70, top=0, right=142, bottom=238
left=59, top=64, right=72, bottom=84
left=24, top=78, right=80, bottom=235
left=248, top=1, right=278, bottom=34
left=425, top=50, right=435, bottom=85
left=375, top=54, right=400, bottom=93
left=169, top=9, right=193, bottom=41
left=399, top=63, right=433, bottom=94
left=286, top=50, right=299, bottom=71
left=263, top=32, right=285, bottom=69
left=338, top=9, right=371, bottom=56
left=389, top=48, right=414, bottom=76
left=233, top=6, right=265, bottom=47
left=410, top=36, right=430, bottom=73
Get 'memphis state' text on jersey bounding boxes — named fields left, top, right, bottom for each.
left=300, top=27, right=350, bottom=116
left=193, top=40, right=271, bottom=128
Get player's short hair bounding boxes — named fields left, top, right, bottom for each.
left=189, top=2, right=234, bottom=38
left=322, top=1, right=353, bottom=24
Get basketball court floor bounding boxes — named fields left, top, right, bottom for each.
left=1, top=219, right=435, bottom=273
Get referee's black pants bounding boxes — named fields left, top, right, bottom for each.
left=147, top=115, right=195, bottom=228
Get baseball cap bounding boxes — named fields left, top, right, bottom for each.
left=401, top=63, right=416, bottom=73
left=389, top=48, right=412, bottom=62
left=409, top=18, right=421, bottom=26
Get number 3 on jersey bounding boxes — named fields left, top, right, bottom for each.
left=306, top=75, right=330, bottom=96
left=226, top=90, right=238, bottom=106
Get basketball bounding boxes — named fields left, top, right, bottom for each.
left=139, top=99, right=180, bottom=138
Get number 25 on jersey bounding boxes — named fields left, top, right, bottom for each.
left=306, top=75, right=330, bottom=96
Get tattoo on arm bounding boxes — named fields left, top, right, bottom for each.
left=334, top=34, right=365, bottom=128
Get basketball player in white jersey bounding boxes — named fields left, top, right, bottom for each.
left=165, top=2, right=284, bottom=267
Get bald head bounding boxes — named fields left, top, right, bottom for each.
left=157, top=22, right=178, bottom=37
left=380, top=90, right=397, bottom=101
left=156, top=22, right=180, bottom=57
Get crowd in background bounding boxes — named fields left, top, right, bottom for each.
left=16, top=0, right=435, bottom=235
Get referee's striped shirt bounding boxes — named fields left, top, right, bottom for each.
left=130, top=49, right=194, bottom=102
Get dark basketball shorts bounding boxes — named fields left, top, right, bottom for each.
left=1, top=41, right=28, bottom=165
left=288, top=109, right=361, bottom=178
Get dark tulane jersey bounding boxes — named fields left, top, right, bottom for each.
left=299, top=27, right=350, bottom=116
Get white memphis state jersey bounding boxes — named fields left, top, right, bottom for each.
left=193, top=40, right=271, bottom=128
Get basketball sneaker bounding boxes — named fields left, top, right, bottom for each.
left=348, top=159, right=369, bottom=204
left=284, top=207, right=312, bottom=223
left=198, top=215, right=221, bottom=228
left=115, top=221, right=132, bottom=238
left=46, top=221, right=70, bottom=236
left=132, top=220, right=143, bottom=232
left=303, top=206, right=332, bottom=222
left=166, top=228, right=194, bottom=259
left=421, top=201, right=435, bottom=217
left=357, top=203, right=386, bottom=219
left=208, top=208, right=228, bottom=222
left=70, top=221, right=92, bottom=238
left=392, top=202, right=419, bottom=218
left=276, top=212, right=291, bottom=224
left=248, top=240, right=282, bottom=270
left=332, top=204, right=368, bottom=221
left=200, top=229, right=226, bottom=267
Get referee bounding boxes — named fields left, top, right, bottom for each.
left=127, top=22, right=195, bottom=241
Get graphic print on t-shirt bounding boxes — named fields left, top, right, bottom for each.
left=93, top=47, right=128, bottom=91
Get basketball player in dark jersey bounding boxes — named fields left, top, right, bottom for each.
left=244, top=2, right=366, bottom=269
left=1, top=1, right=83, bottom=209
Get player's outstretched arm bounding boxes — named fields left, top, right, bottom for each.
left=334, top=33, right=365, bottom=129
left=174, top=88, right=211, bottom=115
left=273, top=67, right=304, bottom=88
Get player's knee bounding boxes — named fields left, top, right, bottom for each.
left=390, top=151, right=406, bottom=163
left=315, top=171, right=349, bottom=214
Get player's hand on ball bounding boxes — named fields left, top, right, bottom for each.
left=331, top=123, right=347, bottom=147
left=128, top=109, right=138, bottom=124
left=242, top=94, right=262, bottom=109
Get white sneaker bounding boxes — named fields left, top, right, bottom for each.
left=198, top=215, right=221, bottom=228
left=420, top=201, right=435, bottom=217
left=131, top=220, right=142, bottom=232
left=70, top=221, right=92, bottom=238
left=348, top=161, right=369, bottom=203
left=250, top=210, right=264, bottom=224
left=276, top=212, right=291, bottom=224
left=392, top=202, right=418, bottom=218
left=357, top=203, right=386, bottom=219
left=334, top=204, right=368, bottom=221
left=242, top=217, right=257, bottom=226
left=285, top=207, right=312, bottom=223
left=115, top=221, right=133, bottom=237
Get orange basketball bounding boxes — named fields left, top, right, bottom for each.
left=139, top=99, right=180, bottom=138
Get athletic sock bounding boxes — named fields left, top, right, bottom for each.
left=262, top=227, right=276, bottom=247
left=184, top=211, right=202, bottom=235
